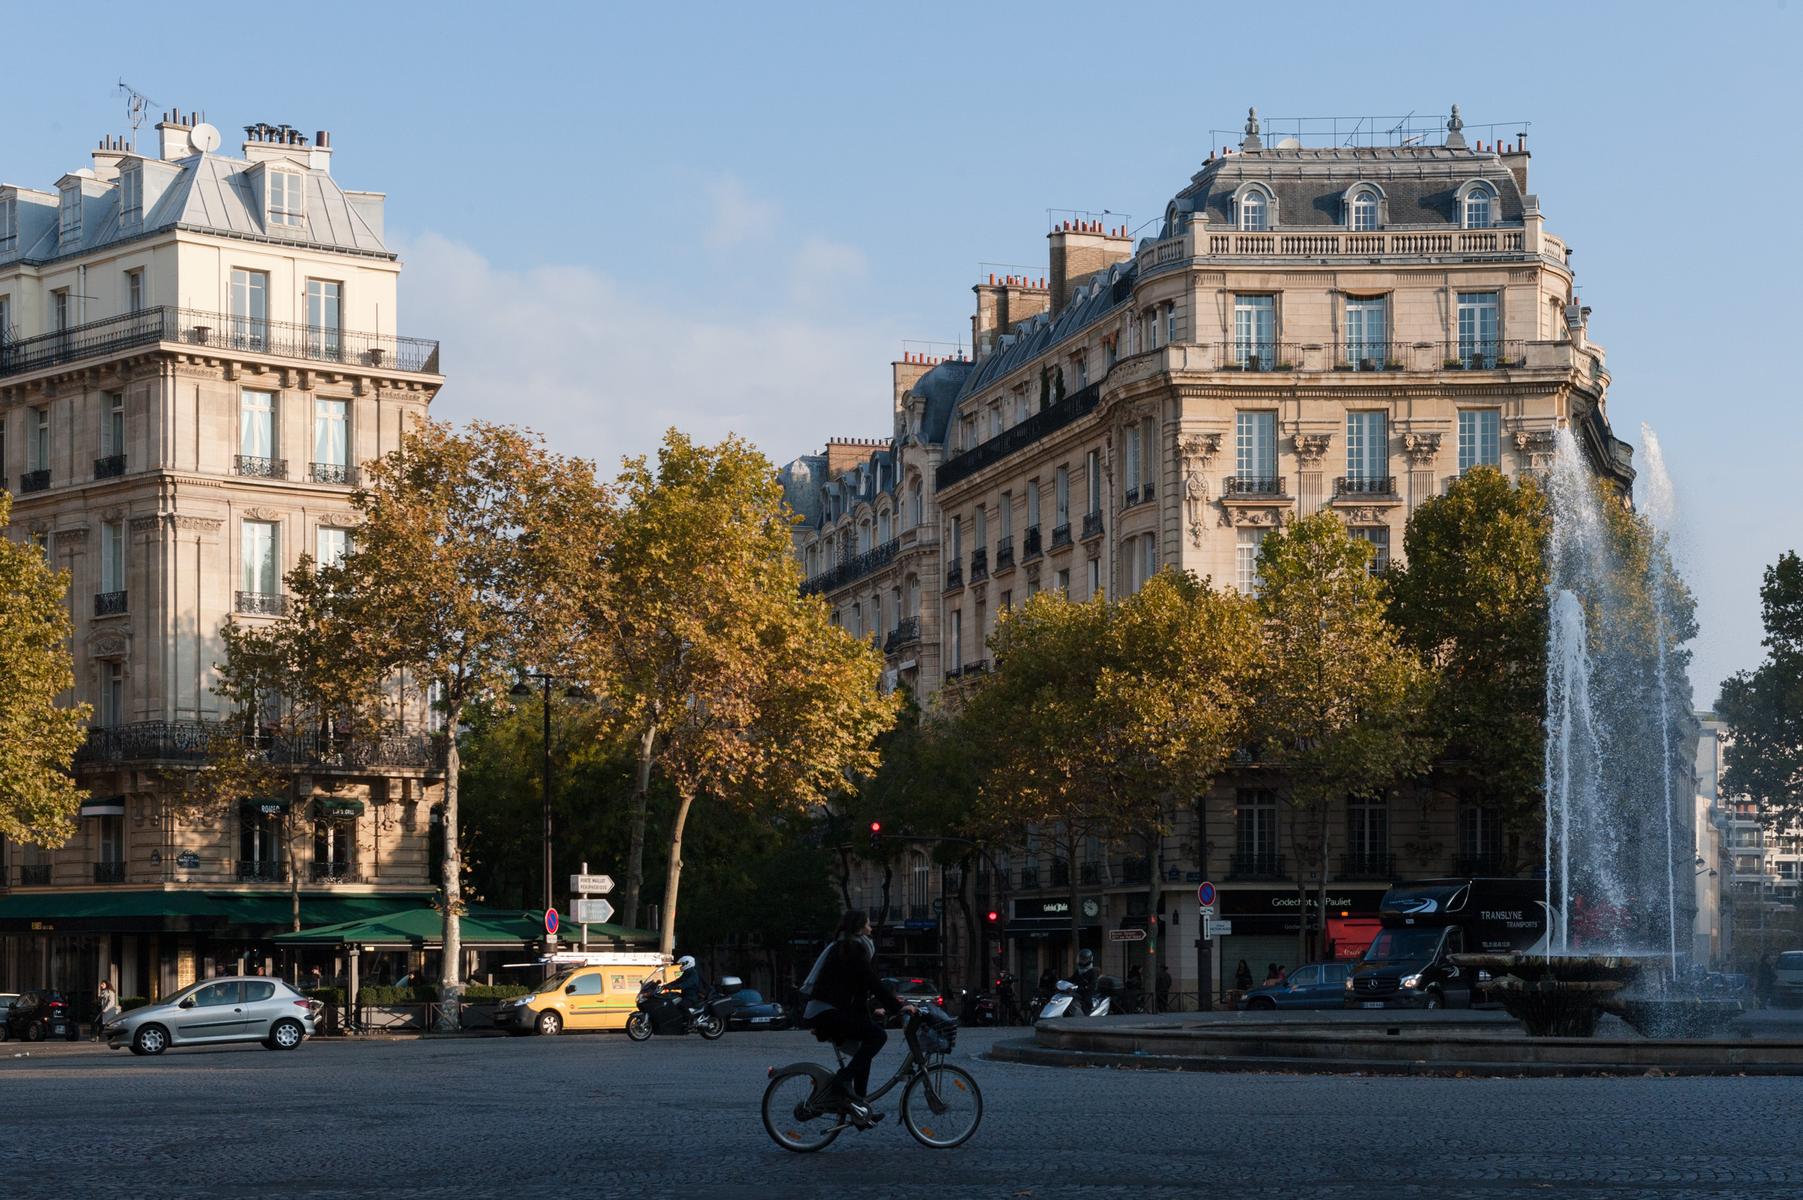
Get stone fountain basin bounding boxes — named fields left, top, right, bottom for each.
left=1451, top=952, right=1645, bottom=985
left=1603, top=997, right=1746, bottom=1039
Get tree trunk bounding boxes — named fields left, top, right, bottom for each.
left=658, top=789, right=697, bottom=958
left=286, top=792, right=303, bottom=934
left=878, top=862, right=893, bottom=927
left=1292, top=797, right=1311, bottom=969
left=1068, top=839, right=1083, bottom=977
left=1314, top=804, right=1331, bottom=963
left=835, top=844, right=854, bottom=910
left=436, top=716, right=464, bottom=1031
left=1145, top=824, right=1161, bottom=1013
left=622, top=721, right=657, bottom=930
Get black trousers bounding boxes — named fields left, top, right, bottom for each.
left=812, top=1007, right=887, bottom=1099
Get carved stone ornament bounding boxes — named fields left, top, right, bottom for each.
left=1340, top=506, right=1390, bottom=526
left=1179, top=432, right=1223, bottom=466
left=1401, top=432, right=1444, bottom=466
left=1180, top=433, right=1223, bottom=546
left=174, top=515, right=223, bottom=532
left=317, top=513, right=359, bottom=529
left=241, top=507, right=283, bottom=522
left=129, top=516, right=161, bottom=532
left=1292, top=433, right=1333, bottom=466
left=90, top=630, right=129, bottom=659
left=1229, top=507, right=1287, bottom=529
left=1513, top=429, right=1558, bottom=454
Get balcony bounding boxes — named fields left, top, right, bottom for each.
left=75, top=720, right=447, bottom=773
left=235, top=455, right=288, bottom=480
left=94, top=590, right=128, bottom=617
left=19, top=864, right=51, bottom=886
left=308, top=462, right=353, bottom=485
left=1333, top=343, right=1412, bottom=372
left=310, top=862, right=360, bottom=884
left=93, top=861, right=126, bottom=884
left=93, top=454, right=127, bottom=479
left=1228, top=343, right=1303, bottom=372
left=1050, top=523, right=1072, bottom=549
left=936, top=382, right=1102, bottom=490
left=1223, top=476, right=1288, bottom=498
left=1440, top=340, right=1526, bottom=370
left=801, top=536, right=899, bottom=597
left=883, top=616, right=921, bottom=653
left=1081, top=511, right=1104, bottom=540
left=1023, top=526, right=1043, bottom=559
left=1339, top=852, right=1394, bottom=880
left=0, top=305, right=441, bottom=380
left=237, top=860, right=288, bottom=883
left=1122, top=482, right=1155, bottom=508
left=945, top=562, right=964, bottom=590
left=236, top=591, right=289, bottom=616
left=1334, top=476, right=1397, bottom=498
left=18, top=468, right=50, bottom=494
left=1229, top=853, right=1286, bottom=881
left=1140, top=224, right=1538, bottom=272
left=994, top=535, right=1015, bottom=572
left=969, top=547, right=988, bottom=582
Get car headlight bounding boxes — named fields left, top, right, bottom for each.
left=1344, top=978, right=1355, bottom=991
left=1401, top=974, right=1423, bottom=990
left=519, top=995, right=537, bottom=1006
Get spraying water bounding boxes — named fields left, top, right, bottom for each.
left=1639, top=424, right=1683, bottom=976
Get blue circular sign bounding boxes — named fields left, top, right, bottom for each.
left=1197, top=881, right=1217, bottom=907
left=545, top=907, right=560, bottom=936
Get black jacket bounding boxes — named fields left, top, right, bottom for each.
left=811, top=937, right=902, bottom=1015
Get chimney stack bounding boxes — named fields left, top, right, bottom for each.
left=970, top=274, right=1050, bottom=362
left=1047, top=221, right=1133, bottom=315
left=1500, top=137, right=1530, bottom=193
left=156, top=108, right=194, bottom=162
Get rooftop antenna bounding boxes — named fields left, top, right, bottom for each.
left=1385, top=111, right=1416, bottom=147
left=117, top=79, right=157, bottom=137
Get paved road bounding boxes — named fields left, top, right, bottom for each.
left=6, top=1026, right=1803, bottom=1199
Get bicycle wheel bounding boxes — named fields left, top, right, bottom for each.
left=901, top=1062, right=982, bottom=1149
left=762, top=1069, right=844, bottom=1154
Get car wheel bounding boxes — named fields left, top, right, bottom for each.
left=625, top=1012, right=651, bottom=1042
left=23, top=1021, right=44, bottom=1043
left=535, top=1010, right=563, bottom=1037
left=1248, top=998, right=1276, bottom=1011
left=268, top=1019, right=305, bottom=1050
left=1423, top=991, right=1444, bottom=1011
left=133, top=1024, right=169, bottom=1056
left=0, top=1022, right=10, bottom=1042
left=66, top=1023, right=80, bottom=1042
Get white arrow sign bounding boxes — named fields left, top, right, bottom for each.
left=572, top=898, right=615, bottom=924
left=570, top=874, right=615, bottom=895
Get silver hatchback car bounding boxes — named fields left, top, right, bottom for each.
left=107, top=976, right=320, bottom=1055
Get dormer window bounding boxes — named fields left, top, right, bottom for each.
left=1237, top=186, right=1270, bottom=231
left=1461, top=181, right=1496, bottom=229
left=268, top=171, right=304, bottom=228
left=0, top=195, right=15, bottom=252
left=1349, top=187, right=1379, bottom=231
left=119, top=165, right=143, bottom=230
left=59, top=183, right=82, bottom=244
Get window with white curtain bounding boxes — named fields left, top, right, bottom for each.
left=313, top=399, right=347, bottom=468
left=306, top=280, right=342, bottom=358
left=1124, top=425, right=1142, bottom=497
left=1026, top=479, right=1040, bottom=530
left=316, top=526, right=349, bottom=569
left=1233, top=295, right=1275, bottom=368
left=1351, top=526, right=1391, bottom=576
left=1055, top=468, right=1070, bottom=525
left=230, top=270, right=268, bottom=349
left=1346, top=411, right=1388, bottom=482
left=1344, top=296, right=1388, bottom=368
left=1457, top=292, right=1500, bottom=366
left=102, top=662, right=125, bottom=728
left=1085, top=450, right=1101, bottom=515
left=241, top=390, right=275, bottom=458
left=242, top=520, right=279, bottom=595
left=1236, top=529, right=1267, bottom=595
left=29, top=405, right=49, bottom=470
left=1235, top=411, right=1277, bottom=483
left=100, top=521, right=125, bottom=594
left=268, top=171, right=305, bottom=227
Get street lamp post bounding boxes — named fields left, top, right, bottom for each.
left=512, top=672, right=575, bottom=918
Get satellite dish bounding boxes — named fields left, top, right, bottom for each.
left=189, top=123, right=221, bottom=153
left=1276, top=136, right=1301, bottom=150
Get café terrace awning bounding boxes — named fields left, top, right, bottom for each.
left=273, top=905, right=657, bottom=950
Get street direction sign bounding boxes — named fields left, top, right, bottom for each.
left=572, top=898, right=615, bottom=925
left=1107, top=928, right=1147, bottom=943
left=1197, top=881, right=1217, bottom=907
left=570, top=874, right=615, bottom=895
left=1203, top=918, right=1232, bottom=939
left=545, top=907, right=560, bottom=936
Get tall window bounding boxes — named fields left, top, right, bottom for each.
left=1456, top=291, right=1499, bottom=366
left=1351, top=526, right=1391, bottom=576
left=241, top=520, right=279, bottom=597
left=59, top=183, right=82, bottom=243
left=230, top=270, right=269, bottom=350
left=119, top=166, right=143, bottom=227
left=100, top=520, right=125, bottom=594
left=1054, top=467, right=1070, bottom=526
left=973, top=505, right=987, bottom=552
left=53, top=290, right=70, bottom=332
left=1345, top=411, right=1388, bottom=483
left=949, top=515, right=961, bottom=561
left=1238, top=188, right=1269, bottom=231
left=1459, top=802, right=1502, bottom=868
left=314, top=814, right=355, bottom=879
left=1125, top=533, right=1157, bottom=593
left=125, top=269, right=144, bottom=313
left=1085, top=449, right=1101, bottom=515
left=1235, top=529, right=1267, bottom=595
left=1055, top=568, right=1070, bottom=595
left=998, top=491, right=1012, bottom=540
left=1349, top=187, right=1379, bottom=231
left=97, top=812, right=124, bottom=867
left=316, top=526, right=349, bottom=569
left=313, top=399, right=348, bottom=475
left=103, top=392, right=125, bottom=459
left=268, top=171, right=305, bottom=227
left=29, top=405, right=49, bottom=471
left=1458, top=410, right=1500, bottom=472
left=1347, top=795, right=1390, bottom=869
left=101, top=661, right=125, bottom=728
left=1233, top=295, right=1275, bottom=369
left=0, top=197, right=15, bottom=252
left=1235, top=410, right=1277, bottom=484
left=1235, top=789, right=1277, bottom=869
left=1026, top=478, right=1040, bottom=530
left=0, top=294, right=11, bottom=345
left=877, top=509, right=891, bottom=543
left=1344, top=296, right=1387, bottom=368
left=240, top=390, right=276, bottom=460
left=950, top=608, right=962, bottom=666
left=908, top=479, right=922, bottom=528
left=1462, top=182, right=1495, bottom=229
left=1124, top=424, right=1142, bottom=498
left=306, top=280, right=342, bottom=359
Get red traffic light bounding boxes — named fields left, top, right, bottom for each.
left=986, top=910, right=999, bottom=922
left=869, top=821, right=882, bottom=833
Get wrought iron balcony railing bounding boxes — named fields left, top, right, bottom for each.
left=883, top=616, right=921, bottom=653
left=76, top=720, right=447, bottom=773
left=236, top=591, right=289, bottom=616
left=936, top=382, right=1102, bottom=490
left=1441, top=340, right=1526, bottom=370
left=1333, top=342, right=1411, bottom=371
left=93, top=861, right=126, bottom=884
left=1222, top=476, right=1288, bottom=498
left=1338, top=852, right=1395, bottom=879
left=237, top=860, right=288, bottom=882
left=310, top=863, right=361, bottom=884
left=1051, top=522, right=1072, bottom=549
left=1228, top=853, right=1285, bottom=880
left=994, top=535, right=1014, bottom=572
left=93, top=453, right=127, bottom=479
left=0, top=305, right=440, bottom=379
left=1334, top=476, right=1397, bottom=497
left=235, top=455, right=287, bottom=479
left=1022, top=525, right=1043, bottom=558
left=1229, top=342, right=1303, bottom=372
left=19, top=864, right=52, bottom=886
left=800, top=536, right=899, bottom=597
left=945, top=562, right=963, bottom=590
left=1081, top=511, right=1104, bottom=540
left=94, top=590, right=128, bottom=617
left=18, top=468, right=50, bottom=494
left=969, top=547, right=988, bottom=581
left=308, top=462, right=353, bottom=485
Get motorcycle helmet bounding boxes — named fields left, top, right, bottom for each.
left=1076, top=949, right=1094, bottom=969
left=677, top=955, right=696, bottom=971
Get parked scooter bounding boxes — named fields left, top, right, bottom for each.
left=624, top=974, right=734, bottom=1042
left=1036, top=975, right=1118, bottom=1019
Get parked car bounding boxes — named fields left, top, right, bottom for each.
left=722, top=986, right=790, bottom=1031
left=494, top=954, right=675, bottom=1036
left=878, top=977, right=945, bottom=1027
left=1774, top=951, right=1803, bottom=1008
left=2, top=989, right=79, bottom=1041
left=1240, top=962, right=1353, bottom=1010
left=105, top=977, right=320, bottom=1055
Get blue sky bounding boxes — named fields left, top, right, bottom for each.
left=4, top=0, right=1798, bottom=706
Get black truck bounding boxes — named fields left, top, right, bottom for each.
left=1344, top=879, right=1553, bottom=1010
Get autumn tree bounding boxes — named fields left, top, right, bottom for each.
left=1719, top=552, right=1803, bottom=828
left=1250, top=512, right=1435, bottom=963
left=0, top=493, right=89, bottom=845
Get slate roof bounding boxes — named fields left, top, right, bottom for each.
left=951, top=258, right=1134, bottom=420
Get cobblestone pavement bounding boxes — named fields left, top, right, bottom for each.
left=5, top=1027, right=1803, bottom=1199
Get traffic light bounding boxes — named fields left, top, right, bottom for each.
left=986, top=910, right=1000, bottom=924
left=868, top=820, right=882, bottom=850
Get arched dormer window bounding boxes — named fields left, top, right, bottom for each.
left=1236, top=184, right=1272, bottom=231
left=1348, top=186, right=1380, bottom=231
left=908, top=477, right=923, bottom=529
left=1460, top=181, right=1496, bottom=229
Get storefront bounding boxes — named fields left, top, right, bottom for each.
left=1215, top=887, right=1389, bottom=994
left=1005, top=896, right=1102, bottom=988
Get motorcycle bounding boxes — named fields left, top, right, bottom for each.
left=624, top=975, right=734, bottom=1042
left=1036, top=976, right=1118, bottom=1020
left=958, top=987, right=998, bottom=1027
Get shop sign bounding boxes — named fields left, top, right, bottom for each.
left=1217, top=888, right=1388, bottom=933
left=176, top=851, right=201, bottom=869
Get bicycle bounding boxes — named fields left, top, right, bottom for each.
left=762, top=1008, right=982, bottom=1152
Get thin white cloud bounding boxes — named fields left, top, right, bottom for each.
left=788, top=236, right=869, bottom=307
left=702, top=173, right=780, bottom=249
left=395, top=232, right=896, bottom=475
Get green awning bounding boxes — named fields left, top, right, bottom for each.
left=315, top=798, right=366, bottom=815
left=0, top=889, right=434, bottom=931
left=273, top=904, right=656, bottom=949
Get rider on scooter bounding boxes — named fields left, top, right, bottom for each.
left=1069, top=949, right=1100, bottom=1016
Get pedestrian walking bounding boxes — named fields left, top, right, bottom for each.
left=1235, top=959, right=1254, bottom=993
left=1757, top=953, right=1776, bottom=1010
left=94, top=979, right=120, bottom=1041
left=1155, top=962, right=1172, bottom=1013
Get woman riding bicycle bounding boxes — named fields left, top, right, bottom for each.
left=803, top=911, right=916, bottom=1125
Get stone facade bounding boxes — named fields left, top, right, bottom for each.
left=0, top=112, right=443, bottom=1001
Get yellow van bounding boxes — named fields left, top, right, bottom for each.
left=494, top=952, right=673, bottom=1035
